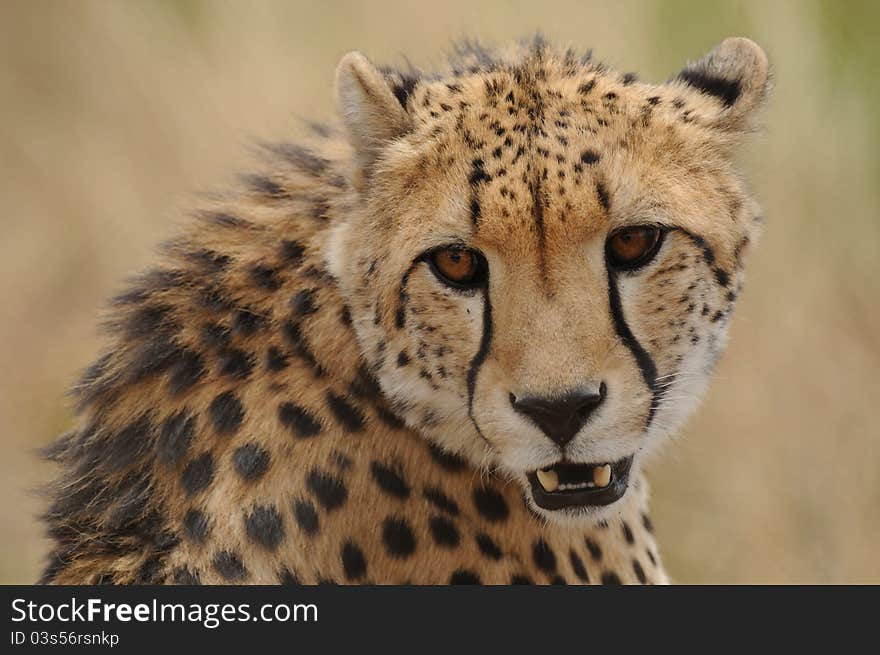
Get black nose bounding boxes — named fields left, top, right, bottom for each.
left=510, top=384, right=606, bottom=448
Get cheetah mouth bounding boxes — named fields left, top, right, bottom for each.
left=526, top=456, right=633, bottom=510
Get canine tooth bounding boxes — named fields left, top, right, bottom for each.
left=593, top=464, right=612, bottom=488
left=536, top=468, right=559, bottom=492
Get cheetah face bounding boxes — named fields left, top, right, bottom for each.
left=330, top=38, right=769, bottom=523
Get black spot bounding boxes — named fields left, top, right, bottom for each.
left=550, top=576, right=567, bottom=585
left=642, top=513, right=654, bottom=533
left=293, top=499, right=319, bottom=536
left=245, top=505, right=284, bottom=550
left=677, top=69, right=742, bottom=107
left=476, top=533, right=502, bottom=560
left=280, top=240, right=306, bottom=266
left=713, top=267, right=730, bottom=287
left=473, top=485, right=509, bottom=522
left=189, top=249, right=232, bottom=273
left=233, top=309, right=265, bottom=336
left=233, top=443, right=271, bottom=481
left=168, top=350, right=206, bottom=395
left=585, top=537, right=602, bottom=561
left=278, top=402, right=322, bottom=438
left=97, top=413, right=154, bottom=472
left=511, top=575, right=532, bottom=584
left=532, top=539, right=557, bottom=574
left=429, top=515, right=460, bottom=548
left=198, top=284, right=234, bottom=313
left=633, top=559, right=647, bottom=584
left=244, top=174, right=287, bottom=198
left=157, top=410, right=196, bottom=464
left=306, top=469, right=348, bottom=511
left=202, top=322, right=231, bottom=349
left=396, top=351, right=410, bottom=367
left=428, top=442, right=467, bottom=472
left=370, top=461, right=410, bottom=499
left=341, top=541, right=367, bottom=581
left=450, top=570, right=481, bottom=584
left=218, top=348, right=255, bottom=380
left=596, top=181, right=610, bottom=211
left=577, top=79, right=596, bottom=95
left=203, top=212, right=250, bottom=230
left=250, top=264, right=280, bottom=291
left=291, top=289, right=318, bottom=316
left=423, top=487, right=459, bottom=516
left=182, top=509, right=209, bottom=543
left=580, top=149, right=601, bottom=165
left=382, top=517, right=416, bottom=558
left=601, top=571, right=622, bottom=585
left=622, top=521, right=635, bottom=545
left=283, top=321, right=325, bottom=375
left=570, top=550, right=589, bottom=582
left=468, top=157, right=492, bottom=186
left=266, top=346, right=290, bottom=371
left=622, top=72, right=638, bottom=85
left=325, top=393, right=365, bottom=432
left=209, top=391, right=245, bottom=436
left=181, top=453, right=214, bottom=496
left=136, top=556, right=162, bottom=583
left=123, top=303, right=175, bottom=339
left=127, top=335, right=180, bottom=384
left=279, top=567, right=301, bottom=585
left=212, top=551, right=248, bottom=581
left=173, top=567, right=200, bottom=585
left=375, top=405, right=406, bottom=430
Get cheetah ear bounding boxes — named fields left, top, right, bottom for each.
left=673, top=37, right=770, bottom=134
left=335, top=51, right=411, bottom=175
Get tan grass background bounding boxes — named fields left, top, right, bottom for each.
left=1, top=0, right=878, bottom=584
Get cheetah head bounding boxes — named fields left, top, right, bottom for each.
left=328, top=37, right=770, bottom=523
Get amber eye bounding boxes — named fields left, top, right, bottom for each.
left=427, top=246, right=487, bottom=289
left=606, top=225, right=664, bottom=270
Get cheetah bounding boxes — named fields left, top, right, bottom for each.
left=40, top=36, right=769, bottom=585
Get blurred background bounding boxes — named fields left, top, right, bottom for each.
left=1, top=0, right=878, bottom=584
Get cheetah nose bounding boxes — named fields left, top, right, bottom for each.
left=510, top=384, right=606, bottom=448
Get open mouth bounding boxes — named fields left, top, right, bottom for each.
left=526, top=456, right=634, bottom=510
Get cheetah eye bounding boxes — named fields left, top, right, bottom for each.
left=606, top=225, right=665, bottom=271
left=426, top=246, right=488, bottom=289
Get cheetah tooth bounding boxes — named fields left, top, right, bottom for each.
left=593, top=464, right=612, bottom=488
left=536, top=468, right=559, bottom=492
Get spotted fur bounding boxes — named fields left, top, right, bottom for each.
left=40, top=36, right=769, bottom=585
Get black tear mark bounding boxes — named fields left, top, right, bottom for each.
left=676, top=69, right=742, bottom=108
left=466, top=278, right=493, bottom=446
left=606, top=267, right=662, bottom=427
left=394, top=261, right=420, bottom=330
